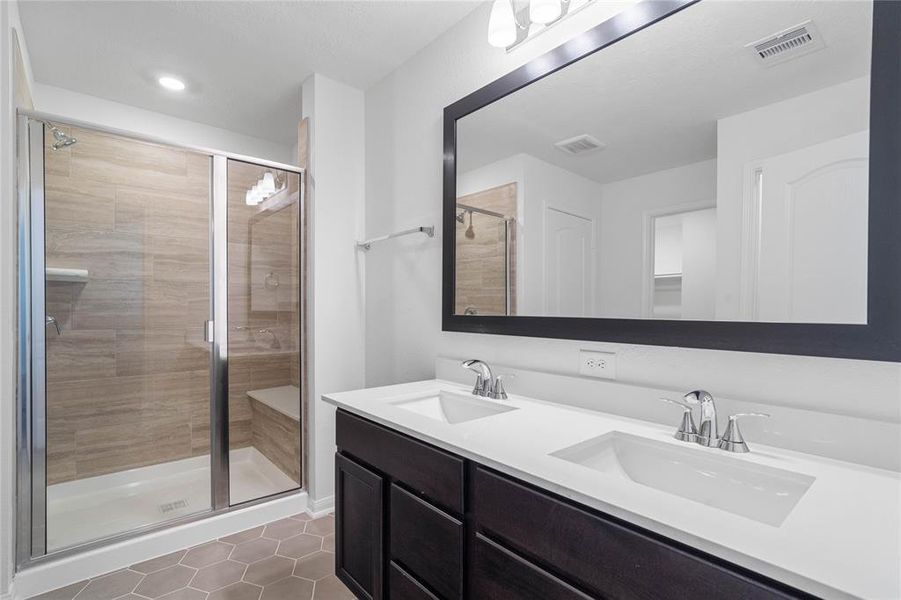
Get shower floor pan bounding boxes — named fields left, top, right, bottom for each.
left=46, top=447, right=297, bottom=552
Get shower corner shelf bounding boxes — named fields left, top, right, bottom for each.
left=46, top=267, right=89, bottom=283
left=356, top=225, right=434, bottom=251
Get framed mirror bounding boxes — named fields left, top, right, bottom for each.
left=443, top=0, right=901, bottom=361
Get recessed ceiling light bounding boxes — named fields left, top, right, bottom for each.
left=158, top=76, right=185, bottom=91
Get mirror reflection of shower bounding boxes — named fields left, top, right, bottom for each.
left=454, top=190, right=517, bottom=316
left=46, top=122, right=77, bottom=150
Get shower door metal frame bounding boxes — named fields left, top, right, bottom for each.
left=15, top=110, right=306, bottom=569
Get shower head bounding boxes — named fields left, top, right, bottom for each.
left=465, top=211, right=475, bottom=239
left=456, top=210, right=466, bottom=223
left=49, top=125, right=77, bottom=150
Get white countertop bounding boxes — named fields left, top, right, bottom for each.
left=323, top=379, right=901, bottom=600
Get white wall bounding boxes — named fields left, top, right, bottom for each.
left=302, top=74, right=366, bottom=506
left=364, top=0, right=638, bottom=388
left=458, top=153, right=602, bottom=316
left=715, top=77, right=870, bottom=319
left=597, top=159, right=715, bottom=318
left=363, top=1, right=900, bottom=447
left=680, top=208, right=716, bottom=320
left=31, top=83, right=294, bottom=165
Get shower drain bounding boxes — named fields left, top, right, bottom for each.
left=158, top=499, right=189, bottom=514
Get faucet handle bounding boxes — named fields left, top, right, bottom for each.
left=491, top=374, right=515, bottom=400
left=659, top=398, right=698, bottom=443
left=718, top=412, right=770, bottom=453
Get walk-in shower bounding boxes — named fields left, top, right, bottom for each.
left=16, top=114, right=305, bottom=564
left=454, top=184, right=516, bottom=316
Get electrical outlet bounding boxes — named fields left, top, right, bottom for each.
left=579, top=350, right=617, bottom=379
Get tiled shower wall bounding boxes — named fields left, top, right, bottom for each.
left=44, top=126, right=213, bottom=484
left=455, top=182, right=517, bottom=316
left=44, top=127, right=302, bottom=485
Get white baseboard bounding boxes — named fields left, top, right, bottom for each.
left=14, top=492, right=308, bottom=600
left=308, top=495, right=334, bottom=518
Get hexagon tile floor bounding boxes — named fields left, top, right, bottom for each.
left=30, top=514, right=356, bottom=600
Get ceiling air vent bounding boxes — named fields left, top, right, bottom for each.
left=747, top=20, right=825, bottom=67
left=554, top=134, right=606, bottom=156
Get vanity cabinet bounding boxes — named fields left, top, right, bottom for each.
left=335, top=410, right=811, bottom=600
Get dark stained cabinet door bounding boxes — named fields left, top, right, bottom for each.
left=470, top=534, right=595, bottom=600
left=335, top=453, right=384, bottom=600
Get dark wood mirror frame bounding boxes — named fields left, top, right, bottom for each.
left=442, top=0, right=901, bottom=362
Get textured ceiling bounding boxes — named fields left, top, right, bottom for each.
left=457, top=0, right=872, bottom=184
left=19, top=1, right=481, bottom=144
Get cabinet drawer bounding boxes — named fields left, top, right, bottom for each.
left=337, top=410, right=464, bottom=513
left=472, top=466, right=803, bottom=600
left=389, top=562, right=440, bottom=600
left=470, top=534, right=595, bottom=600
left=390, top=484, right=463, bottom=599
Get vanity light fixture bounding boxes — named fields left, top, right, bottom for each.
left=158, top=76, right=186, bottom=91
left=488, top=0, right=595, bottom=50
left=245, top=171, right=285, bottom=206
left=530, top=0, right=562, bottom=24
left=488, top=0, right=518, bottom=48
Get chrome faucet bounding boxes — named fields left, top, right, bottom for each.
left=663, top=390, right=771, bottom=453
left=461, top=359, right=509, bottom=399
left=686, top=390, right=718, bottom=447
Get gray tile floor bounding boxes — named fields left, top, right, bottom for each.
left=31, top=514, right=355, bottom=600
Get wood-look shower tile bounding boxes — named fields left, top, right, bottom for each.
left=44, top=136, right=72, bottom=177
left=151, top=235, right=209, bottom=284
left=69, top=129, right=201, bottom=191
left=139, top=420, right=193, bottom=466
left=229, top=419, right=252, bottom=450
left=49, top=375, right=146, bottom=429
left=70, top=279, right=146, bottom=330
left=45, top=174, right=116, bottom=232
left=250, top=401, right=300, bottom=484
left=115, top=329, right=209, bottom=376
left=142, top=371, right=204, bottom=422
left=115, top=188, right=209, bottom=239
left=190, top=421, right=211, bottom=456
left=47, top=429, right=77, bottom=485
left=46, top=281, right=76, bottom=329
left=75, top=422, right=150, bottom=478
left=45, top=229, right=147, bottom=281
left=248, top=354, right=292, bottom=390
left=47, top=329, right=117, bottom=383
left=145, top=281, right=210, bottom=329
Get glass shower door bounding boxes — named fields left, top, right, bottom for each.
left=32, top=120, right=213, bottom=551
left=225, top=159, right=302, bottom=506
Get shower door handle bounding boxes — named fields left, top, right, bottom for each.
left=204, top=320, right=215, bottom=343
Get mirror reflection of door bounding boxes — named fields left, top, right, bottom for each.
left=749, top=131, right=868, bottom=323
left=545, top=208, right=593, bottom=316
left=650, top=208, right=716, bottom=320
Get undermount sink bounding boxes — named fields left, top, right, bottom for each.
left=551, top=432, right=814, bottom=526
left=392, top=390, right=518, bottom=424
